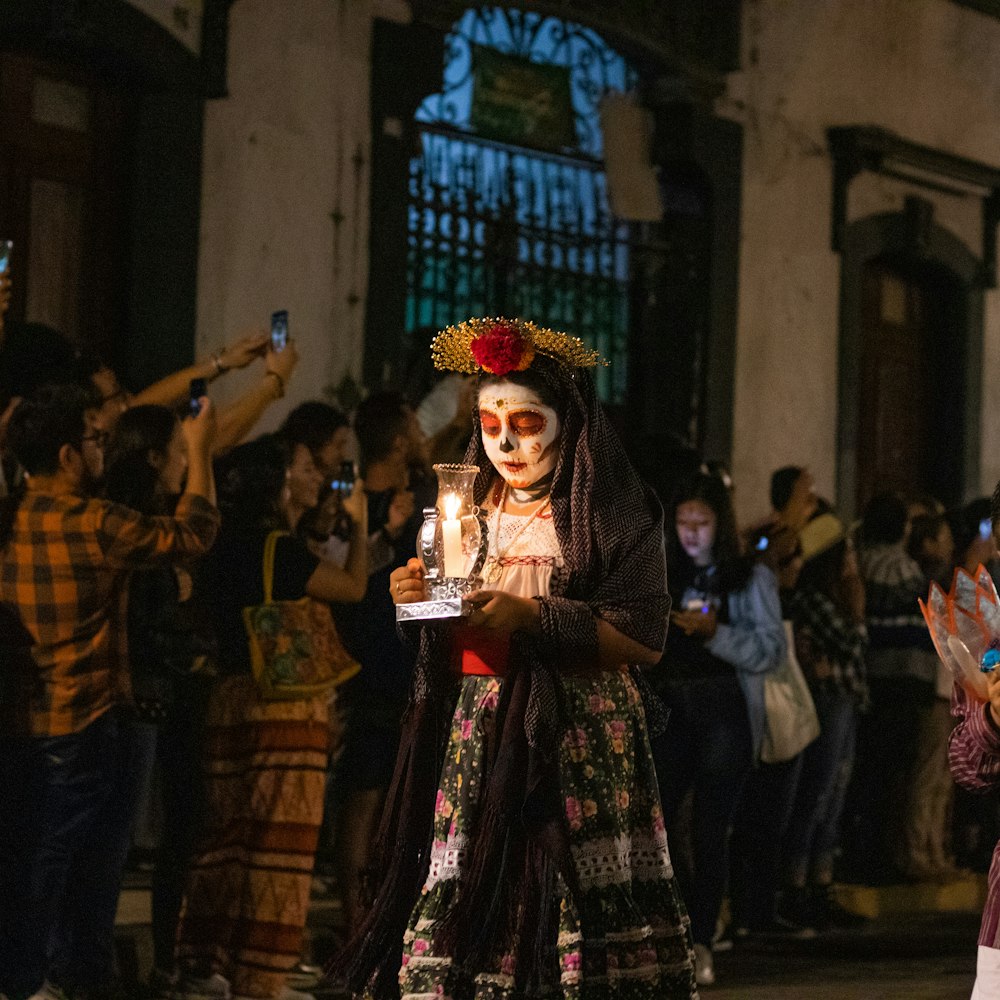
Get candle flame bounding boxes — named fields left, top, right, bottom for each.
left=443, top=492, right=461, bottom=520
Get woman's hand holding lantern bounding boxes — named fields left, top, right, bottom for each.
left=391, top=558, right=426, bottom=605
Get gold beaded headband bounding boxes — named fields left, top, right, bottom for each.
left=431, top=317, right=608, bottom=377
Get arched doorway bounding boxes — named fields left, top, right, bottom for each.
left=838, top=209, right=982, bottom=517
left=856, top=257, right=966, bottom=509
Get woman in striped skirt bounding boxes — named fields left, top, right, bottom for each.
left=174, top=435, right=368, bottom=1000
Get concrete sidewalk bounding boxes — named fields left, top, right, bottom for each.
left=113, top=870, right=989, bottom=997
left=710, top=911, right=980, bottom=999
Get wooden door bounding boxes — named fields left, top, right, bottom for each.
left=856, top=259, right=962, bottom=509
left=0, top=53, right=131, bottom=361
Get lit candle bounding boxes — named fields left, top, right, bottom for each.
left=442, top=492, right=463, bottom=578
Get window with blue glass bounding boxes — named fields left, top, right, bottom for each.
left=407, top=7, right=638, bottom=403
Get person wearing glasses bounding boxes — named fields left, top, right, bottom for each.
left=0, top=383, right=220, bottom=1000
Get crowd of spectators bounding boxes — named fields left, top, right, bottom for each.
left=637, top=449, right=1000, bottom=986
left=0, top=260, right=471, bottom=1000
left=1, top=265, right=999, bottom=997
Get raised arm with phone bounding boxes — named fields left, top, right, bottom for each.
left=181, top=394, right=217, bottom=507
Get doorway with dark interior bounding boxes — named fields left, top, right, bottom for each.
left=856, top=256, right=966, bottom=512
left=0, top=51, right=131, bottom=363
left=0, top=1, right=208, bottom=392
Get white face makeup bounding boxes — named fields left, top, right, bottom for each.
left=478, top=381, right=561, bottom=493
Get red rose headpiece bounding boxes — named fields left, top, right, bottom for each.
left=469, top=322, right=535, bottom=376
left=432, top=316, right=606, bottom=375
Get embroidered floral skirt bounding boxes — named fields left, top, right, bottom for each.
left=395, top=671, right=697, bottom=1000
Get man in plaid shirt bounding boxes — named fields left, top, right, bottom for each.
left=0, top=383, right=220, bottom=1000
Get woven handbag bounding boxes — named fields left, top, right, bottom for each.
left=243, top=530, right=360, bottom=700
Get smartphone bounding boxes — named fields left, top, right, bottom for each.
left=981, top=517, right=993, bottom=541
left=270, top=310, right=289, bottom=352
left=189, top=377, right=207, bottom=418
left=0, top=240, right=11, bottom=273
left=331, top=460, right=356, bottom=498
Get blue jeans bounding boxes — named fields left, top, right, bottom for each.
left=653, top=673, right=754, bottom=947
left=783, top=684, right=858, bottom=884
left=16, top=707, right=145, bottom=995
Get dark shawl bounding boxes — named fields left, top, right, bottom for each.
left=333, top=361, right=671, bottom=998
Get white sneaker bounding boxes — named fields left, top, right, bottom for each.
left=693, top=942, right=715, bottom=987
left=173, top=972, right=232, bottom=1000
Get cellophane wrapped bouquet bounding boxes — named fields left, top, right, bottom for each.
left=920, top=564, right=1000, bottom=703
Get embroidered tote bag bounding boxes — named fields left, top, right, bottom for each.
left=759, top=621, right=821, bottom=764
left=243, top=530, right=360, bottom=700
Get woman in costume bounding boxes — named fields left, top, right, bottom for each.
left=338, top=318, right=697, bottom=1000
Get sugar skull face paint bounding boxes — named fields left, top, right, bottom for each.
left=478, top=381, right=561, bottom=493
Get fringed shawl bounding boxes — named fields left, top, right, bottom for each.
left=332, top=363, right=671, bottom=998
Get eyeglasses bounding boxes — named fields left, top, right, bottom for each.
left=81, top=431, right=109, bottom=449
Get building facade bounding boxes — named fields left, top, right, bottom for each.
left=3, top=0, right=1000, bottom=522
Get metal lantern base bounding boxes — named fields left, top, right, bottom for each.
left=396, top=596, right=473, bottom=622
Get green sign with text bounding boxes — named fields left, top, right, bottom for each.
left=470, top=45, right=575, bottom=153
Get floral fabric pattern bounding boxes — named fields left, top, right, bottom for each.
left=396, top=672, right=697, bottom=1000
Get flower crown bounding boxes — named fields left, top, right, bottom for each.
left=920, top=564, right=1000, bottom=702
left=431, top=317, right=608, bottom=377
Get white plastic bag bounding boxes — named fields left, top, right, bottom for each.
left=759, top=621, right=821, bottom=765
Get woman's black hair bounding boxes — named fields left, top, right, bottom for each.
left=666, top=471, right=753, bottom=595
left=279, top=401, right=348, bottom=461
left=215, top=434, right=294, bottom=532
left=104, top=405, right=179, bottom=515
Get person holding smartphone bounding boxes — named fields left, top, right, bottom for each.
left=0, top=384, right=219, bottom=1000
left=650, top=471, right=786, bottom=987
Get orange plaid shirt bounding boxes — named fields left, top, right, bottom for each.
left=0, top=490, right=220, bottom=737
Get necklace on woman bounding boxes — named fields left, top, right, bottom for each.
left=482, top=482, right=551, bottom=584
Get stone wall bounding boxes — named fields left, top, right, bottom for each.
left=722, top=0, right=1000, bottom=522
left=195, top=0, right=390, bottom=426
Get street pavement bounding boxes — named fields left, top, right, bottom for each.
left=707, top=912, right=979, bottom=999
left=117, top=880, right=981, bottom=998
